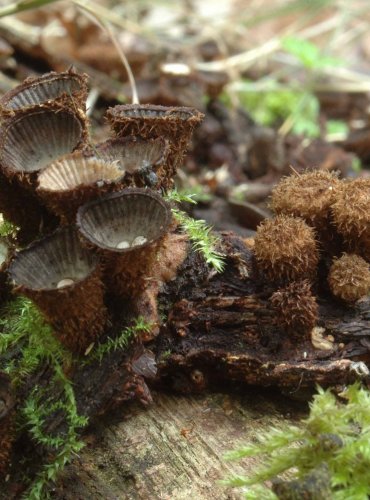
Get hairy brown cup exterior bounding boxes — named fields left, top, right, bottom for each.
left=77, top=188, right=172, bottom=300
left=9, top=227, right=107, bottom=354
left=0, top=69, right=88, bottom=118
left=105, top=104, right=204, bottom=190
left=0, top=170, right=57, bottom=244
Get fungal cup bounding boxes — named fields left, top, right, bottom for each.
left=77, top=188, right=172, bottom=299
left=9, top=227, right=107, bottom=354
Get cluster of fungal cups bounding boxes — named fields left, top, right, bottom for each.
left=254, top=170, right=370, bottom=339
left=0, top=69, right=203, bottom=356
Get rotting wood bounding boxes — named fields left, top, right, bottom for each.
left=2, top=228, right=369, bottom=497
left=154, top=231, right=370, bottom=392
left=52, top=390, right=307, bottom=500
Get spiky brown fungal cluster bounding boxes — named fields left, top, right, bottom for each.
left=256, top=170, right=370, bottom=342
left=270, top=280, right=318, bottom=337
left=270, top=170, right=341, bottom=252
left=328, top=253, right=370, bottom=303
left=271, top=170, right=340, bottom=229
left=254, top=215, right=319, bottom=282
left=331, top=177, right=370, bottom=260
left=105, top=104, right=204, bottom=190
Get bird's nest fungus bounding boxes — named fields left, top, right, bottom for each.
left=0, top=70, right=369, bottom=495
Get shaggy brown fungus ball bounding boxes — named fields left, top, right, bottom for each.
left=254, top=215, right=319, bottom=282
left=328, top=253, right=370, bottom=303
left=331, top=178, right=370, bottom=260
left=270, top=170, right=340, bottom=229
left=270, top=280, right=318, bottom=337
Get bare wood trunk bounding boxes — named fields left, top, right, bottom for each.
left=53, top=390, right=307, bottom=500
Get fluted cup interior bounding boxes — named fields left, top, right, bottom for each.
left=38, top=155, right=123, bottom=192
left=1, top=110, right=84, bottom=174
left=95, top=137, right=166, bottom=173
left=77, top=189, right=171, bottom=252
left=9, top=227, right=97, bottom=290
left=1, top=73, right=85, bottom=111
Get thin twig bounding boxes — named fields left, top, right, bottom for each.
left=0, top=0, right=59, bottom=18
left=195, top=16, right=340, bottom=72
left=72, top=0, right=139, bottom=104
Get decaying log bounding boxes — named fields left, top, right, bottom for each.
left=53, top=390, right=307, bottom=500
left=1, top=230, right=369, bottom=497
left=155, top=232, right=370, bottom=392
left=1, top=336, right=151, bottom=499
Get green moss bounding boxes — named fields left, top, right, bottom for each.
left=0, top=297, right=147, bottom=498
left=0, top=298, right=71, bottom=385
left=224, top=383, right=370, bottom=499
left=22, top=365, right=88, bottom=500
left=0, top=217, right=18, bottom=239
left=165, top=189, right=225, bottom=272
left=85, top=316, right=152, bottom=364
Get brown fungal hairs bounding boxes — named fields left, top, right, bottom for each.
left=328, top=253, right=370, bottom=303
left=270, top=170, right=340, bottom=229
left=254, top=215, right=319, bottom=282
left=270, top=280, right=318, bottom=337
left=331, top=177, right=370, bottom=261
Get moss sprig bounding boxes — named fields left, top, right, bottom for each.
left=0, top=298, right=86, bottom=498
left=0, top=298, right=71, bottom=385
left=86, top=316, right=152, bottom=363
left=0, top=298, right=152, bottom=497
left=0, top=217, right=18, bottom=239
left=164, top=188, right=198, bottom=205
left=165, top=190, right=225, bottom=273
left=23, top=364, right=88, bottom=500
left=224, top=383, right=370, bottom=499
